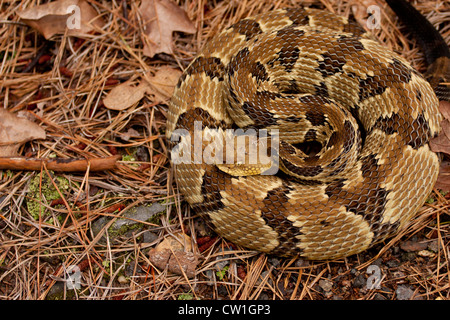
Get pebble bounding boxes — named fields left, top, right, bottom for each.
left=142, top=230, right=158, bottom=243
left=117, top=275, right=128, bottom=284
left=319, top=279, right=333, bottom=292
left=396, top=285, right=414, bottom=300
left=374, top=293, right=387, bottom=300
left=352, top=274, right=366, bottom=288
left=91, top=203, right=165, bottom=243
left=294, top=259, right=310, bottom=268
left=386, top=259, right=400, bottom=268
left=427, top=240, right=442, bottom=253
left=256, top=271, right=273, bottom=287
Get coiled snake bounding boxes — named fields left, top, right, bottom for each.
left=167, top=4, right=446, bottom=259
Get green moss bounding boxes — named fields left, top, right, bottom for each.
left=216, top=266, right=229, bottom=280
left=122, top=152, right=140, bottom=169
left=107, top=218, right=143, bottom=238
left=26, top=171, right=70, bottom=220
left=121, top=154, right=135, bottom=162
left=178, top=293, right=195, bottom=300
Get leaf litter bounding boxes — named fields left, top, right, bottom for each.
left=17, top=0, right=105, bottom=39
left=0, top=0, right=449, bottom=300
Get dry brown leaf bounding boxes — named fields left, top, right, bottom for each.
left=147, top=66, right=182, bottom=102
left=17, top=0, right=104, bottom=39
left=431, top=101, right=450, bottom=191
left=430, top=101, right=450, bottom=156
left=430, top=120, right=450, bottom=155
left=148, top=249, right=199, bottom=278
left=435, top=160, right=450, bottom=191
left=0, top=109, right=46, bottom=157
left=140, top=0, right=196, bottom=57
left=155, top=232, right=192, bottom=252
left=148, top=232, right=199, bottom=278
left=103, top=81, right=150, bottom=110
left=439, top=100, right=450, bottom=120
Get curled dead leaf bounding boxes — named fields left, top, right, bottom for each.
left=17, top=0, right=104, bottom=39
left=430, top=120, right=450, bottom=155
left=148, top=232, right=200, bottom=278
left=155, top=232, right=192, bottom=252
left=439, top=100, right=450, bottom=120
left=0, top=109, right=46, bottom=157
left=431, top=101, right=450, bottom=191
left=103, top=81, right=150, bottom=110
left=148, top=249, right=199, bottom=278
left=435, top=160, right=450, bottom=191
left=140, top=0, right=196, bottom=57
left=430, top=101, right=450, bottom=156
left=147, top=66, right=182, bottom=102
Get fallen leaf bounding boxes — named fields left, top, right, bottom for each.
left=147, top=66, right=182, bottom=102
left=399, top=240, right=428, bottom=252
left=0, top=109, right=46, bottom=157
left=17, top=0, right=104, bottom=39
left=148, top=249, right=199, bottom=278
left=430, top=101, right=450, bottom=156
left=148, top=248, right=171, bottom=269
left=140, top=0, right=196, bottom=57
left=435, top=160, right=450, bottom=191
left=155, top=232, right=192, bottom=252
left=166, top=251, right=199, bottom=278
left=148, top=232, right=199, bottom=278
left=430, top=121, right=450, bottom=155
left=103, top=80, right=150, bottom=110
left=439, top=100, right=450, bottom=120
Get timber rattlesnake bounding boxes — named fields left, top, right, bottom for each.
left=166, top=3, right=446, bottom=259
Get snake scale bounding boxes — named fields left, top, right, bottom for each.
left=166, top=2, right=446, bottom=260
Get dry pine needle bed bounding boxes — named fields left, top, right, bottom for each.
left=0, top=0, right=449, bottom=300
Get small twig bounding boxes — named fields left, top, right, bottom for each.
left=0, top=155, right=120, bottom=172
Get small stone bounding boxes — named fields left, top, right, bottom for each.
left=418, top=249, right=435, bottom=257
left=46, top=282, right=75, bottom=300
left=386, top=259, right=400, bottom=268
left=352, top=274, right=366, bottom=288
left=117, top=275, right=128, bottom=284
left=319, top=279, right=333, bottom=292
left=374, top=293, right=387, bottom=300
left=258, top=293, right=270, bottom=300
left=256, top=271, right=273, bottom=287
left=396, top=285, right=414, bottom=300
left=91, top=203, right=166, bottom=243
left=295, top=259, right=310, bottom=268
left=269, top=257, right=281, bottom=268
left=401, top=252, right=417, bottom=261
left=142, top=230, right=158, bottom=243
left=427, top=240, right=442, bottom=253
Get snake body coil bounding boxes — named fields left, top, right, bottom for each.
left=167, top=7, right=442, bottom=259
